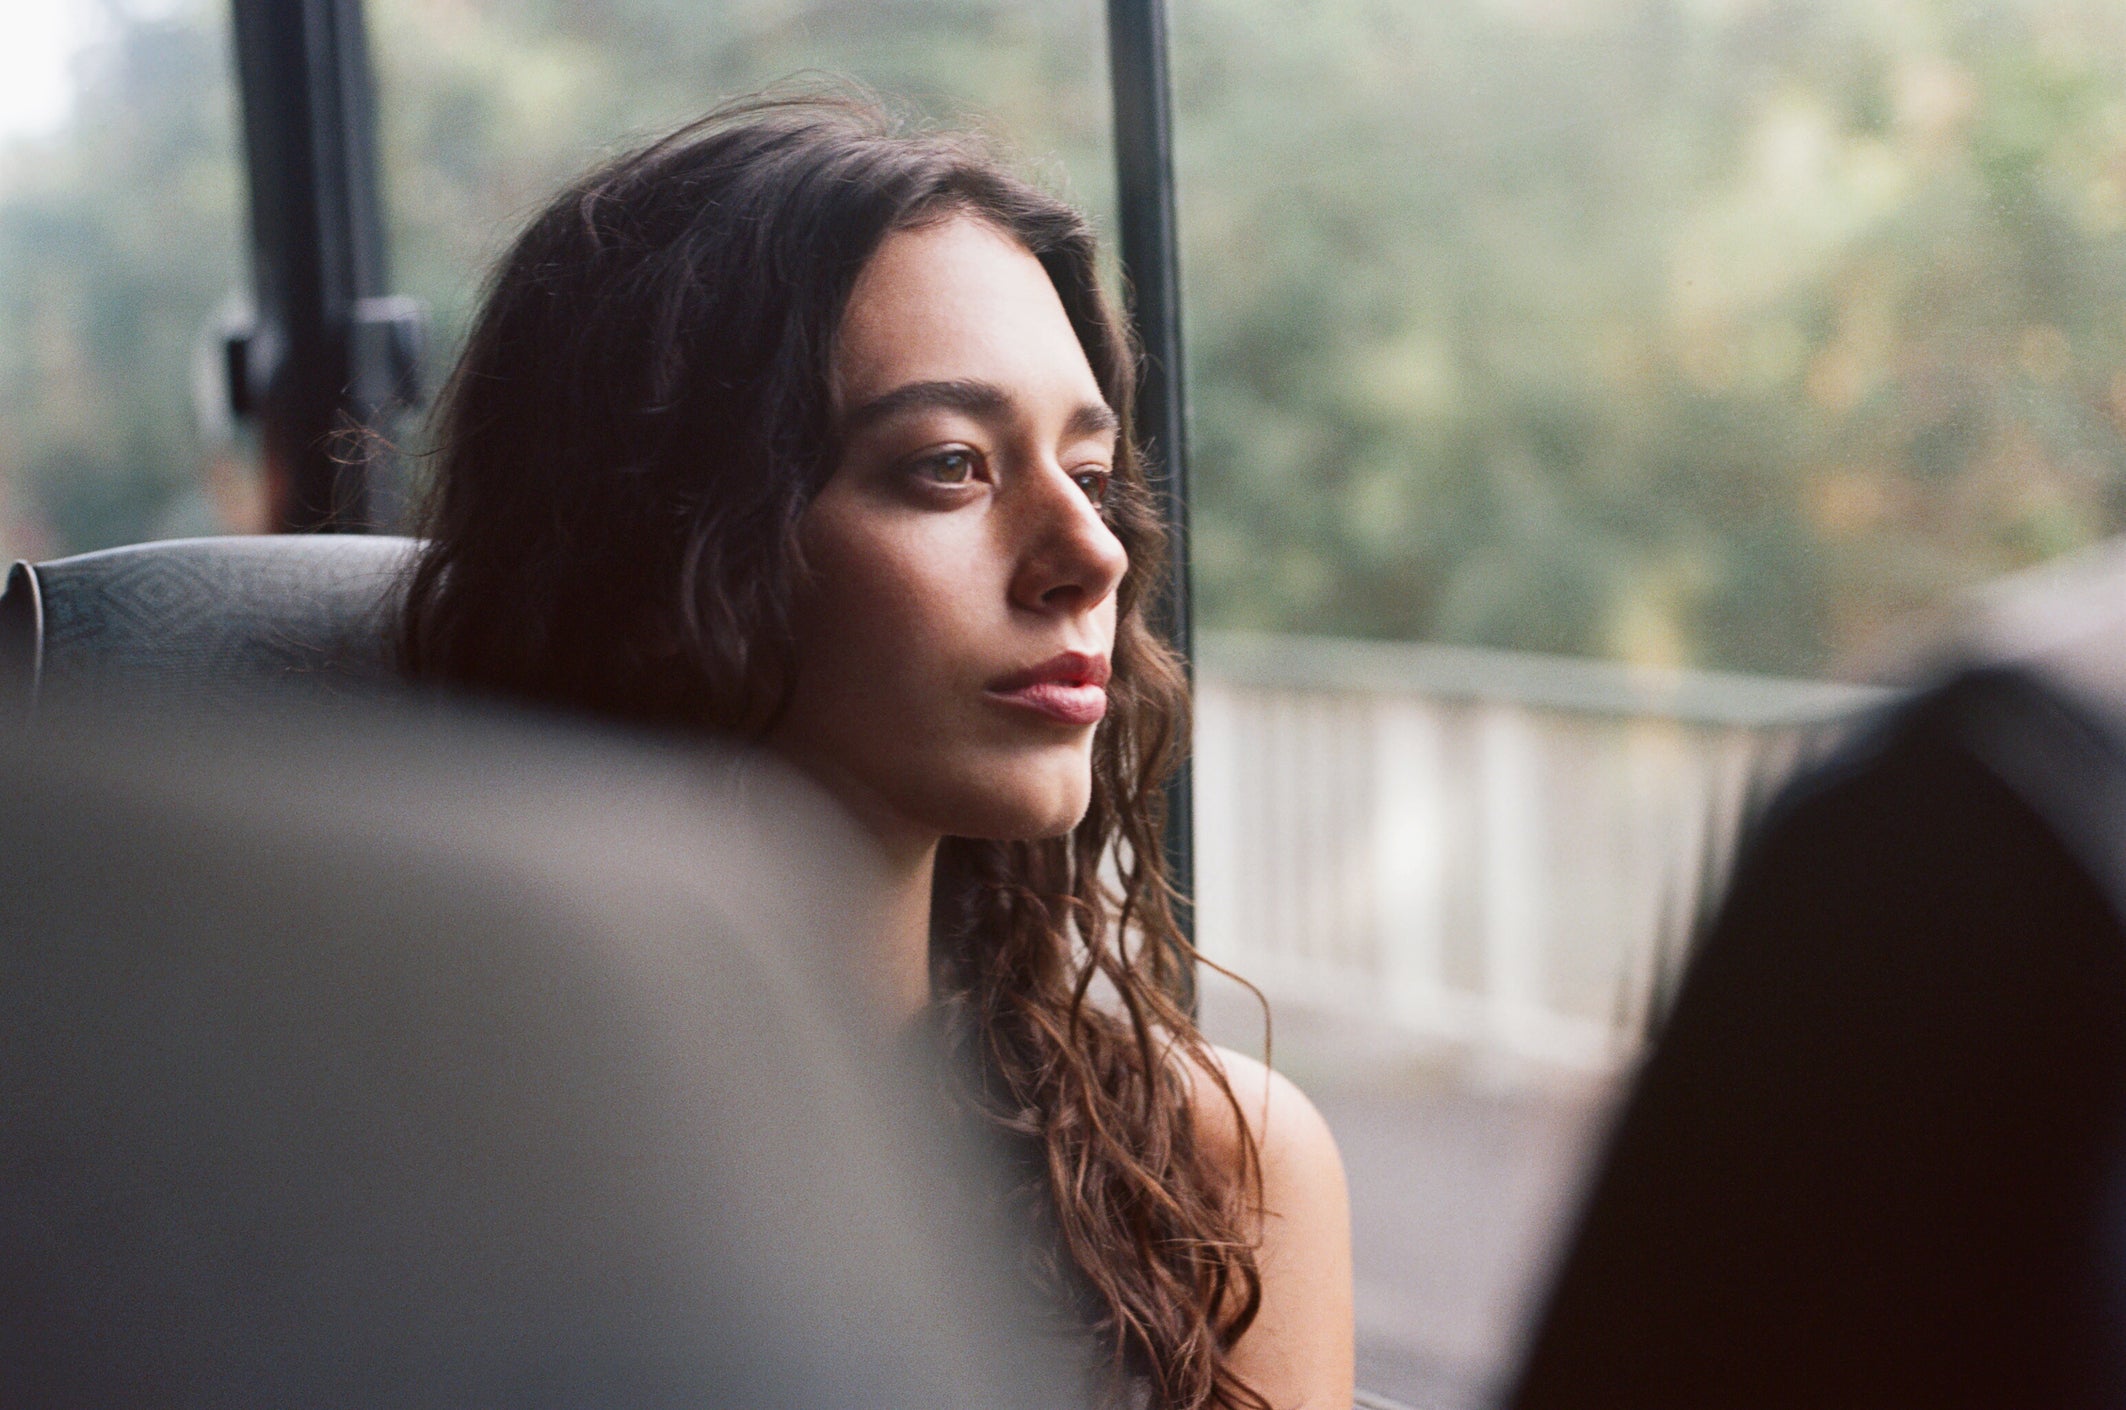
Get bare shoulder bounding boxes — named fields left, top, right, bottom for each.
left=1182, top=1044, right=1343, bottom=1194
left=1179, top=1044, right=1355, bottom=1409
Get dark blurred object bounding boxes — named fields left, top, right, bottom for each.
left=1506, top=546, right=2126, bottom=1408
left=0, top=699, right=1061, bottom=1408
left=1, top=535, right=411, bottom=717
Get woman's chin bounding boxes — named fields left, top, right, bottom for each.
left=925, top=775, right=1093, bottom=843
left=769, top=747, right=1091, bottom=850
left=946, top=799, right=1090, bottom=843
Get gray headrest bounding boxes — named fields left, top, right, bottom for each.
left=1, top=534, right=415, bottom=715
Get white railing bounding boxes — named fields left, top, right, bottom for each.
left=1193, top=633, right=1890, bottom=1068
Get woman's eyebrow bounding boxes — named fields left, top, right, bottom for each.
left=1066, top=402, right=1122, bottom=441
left=840, top=378, right=1120, bottom=441
left=840, top=378, right=1010, bottom=435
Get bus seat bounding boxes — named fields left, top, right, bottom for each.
left=0, top=534, right=414, bottom=716
left=1506, top=582, right=2126, bottom=1404
left=0, top=696, right=1067, bottom=1408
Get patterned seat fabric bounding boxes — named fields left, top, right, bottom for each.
left=0, top=535, right=417, bottom=715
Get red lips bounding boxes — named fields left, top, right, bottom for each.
left=985, top=651, right=1110, bottom=726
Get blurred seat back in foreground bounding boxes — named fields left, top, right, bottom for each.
left=1506, top=546, right=2126, bottom=1410
left=0, top=697, right=1062, bottom=1409
left=0, top=534, right=413, bottom=716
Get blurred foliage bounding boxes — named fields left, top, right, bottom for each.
left=5, top=0, right=2126, bottom=679
left=0, top=6, right=245, bottom=557
left=1178, top=0, right=2126, bottom=675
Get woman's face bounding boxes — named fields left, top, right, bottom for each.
left=770, top=214, right=1128, bottom=849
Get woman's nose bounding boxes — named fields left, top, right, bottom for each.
left=1007, top=463, right=1129, bottom=615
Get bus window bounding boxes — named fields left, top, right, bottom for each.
left=0, top=1, right=1124, bottom=563
left=0, top=0, right=256, bottom=565
left=1169, top=1, right=2126, bottom=1405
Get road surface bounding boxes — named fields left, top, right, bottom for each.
left=1201, top=981, right=1622, bottom=1410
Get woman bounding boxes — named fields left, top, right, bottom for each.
left=399, top=94, right=1352, bottom=1409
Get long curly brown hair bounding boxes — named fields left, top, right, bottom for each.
left=396, top=94, right=1268, bottom=1408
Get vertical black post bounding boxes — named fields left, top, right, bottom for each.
left=1107, top=0, right=1196, bottom=1003
left=228, top=0, right=417, bottom=532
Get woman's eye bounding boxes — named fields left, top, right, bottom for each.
left=1072, top=468, right=1112, bottom=507
left=913, top=448, right=979, bottom=486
